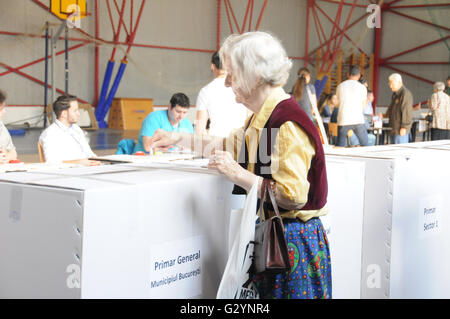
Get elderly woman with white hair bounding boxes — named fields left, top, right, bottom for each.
left=429, top=81, right=450, bottom=140
left=148, top=32, right=331, bottom=299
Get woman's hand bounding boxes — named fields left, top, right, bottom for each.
left=145, top=129, right=180, bottom=152
left=208, top=150, right=258, bottom=191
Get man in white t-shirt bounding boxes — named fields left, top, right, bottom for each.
left=39, top=95, right=100, bottom=166
left=336, top=65, right=369, bottom=146
left=195, top=51, right=249, bottom=137
left=0, top=89, right=18, bottom=163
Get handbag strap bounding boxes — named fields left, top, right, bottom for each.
left=258, top=178, right=283, bottom=220
left=258, top=179, right=268, bottom=220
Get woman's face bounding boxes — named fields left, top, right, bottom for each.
left=224, top=57, right=250, bottom=106
left=305, top=74, right=311, bottom=84
left=331, top=95, right=338, bottom=106
left=298, top=72, right=310, bottom=84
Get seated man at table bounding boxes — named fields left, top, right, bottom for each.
left=39, top=95, right=100, bottom=166
left=134, top=92, right=194, bottom=153
left=364, top=90, right=376, bottom=146
left=0, top=89, right=18, bottom=163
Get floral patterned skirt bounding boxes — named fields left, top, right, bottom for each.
left=252, top=217, right=332, bottom=299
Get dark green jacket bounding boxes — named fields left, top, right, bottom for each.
left=445, top=86, right=450, bottom=96
left=386, top=86, right=413, bottom=135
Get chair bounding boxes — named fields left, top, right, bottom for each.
left=37, top=141, right=45, bottom=163
left=116, top=139, right=136, bottom=155
left=78, top=103, right=99, bottom=131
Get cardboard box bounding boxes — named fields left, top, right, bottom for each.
left=0, top=165, right=244, bottom=298
left=325, top=146, right=450, bottom=298
left=322, top=159, right=366, bottom=298
left=108, top=98, right=153, bottom=130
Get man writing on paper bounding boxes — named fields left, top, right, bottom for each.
left=39, top=95, right=100, bottom=166
left=0, top=89, right=18, bottom=163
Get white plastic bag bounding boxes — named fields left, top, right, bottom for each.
left=217, top=180, right=259, bottom=299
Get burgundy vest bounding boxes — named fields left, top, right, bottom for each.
left=232, top=96, right=328, bottom=211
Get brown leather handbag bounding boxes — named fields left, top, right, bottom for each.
left=252, top=179, right=291, bottom=275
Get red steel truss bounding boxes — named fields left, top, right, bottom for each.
left=0, top=0, right=448, bottom=108
left=374, top=0, right=450, bottom=107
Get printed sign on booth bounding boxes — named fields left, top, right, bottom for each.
left=419, top=194, right=443, bottom=239
left=149, top=236, right=203, bottom=298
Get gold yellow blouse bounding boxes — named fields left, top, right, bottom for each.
left=225, top=87, right=328, bottom=222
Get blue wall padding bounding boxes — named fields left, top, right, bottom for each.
left=8, top=129, right=25, bottom=136
left=97, top=61, right=127, bottom=128
left=95, top=60, right=115, bottom=121
left=314, top=75, right=328, bottom=98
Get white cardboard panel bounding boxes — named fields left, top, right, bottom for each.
left=323, top=159, right=365, bottom=299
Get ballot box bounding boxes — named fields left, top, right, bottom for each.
left=325, top=146, right=450, bottom=298
left=394, top=140, right=450, bottom=149
left=0, top=164, right=244, bottom=299
left=321, top=158, right=366, bottom=299
left=395, top=140, right=450, bottom=151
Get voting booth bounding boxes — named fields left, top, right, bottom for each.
left=0, top=164, right=244, bottom=298
left=325, top=142, right=450, bottom=298
left=0, top=141, right=449, bottom=298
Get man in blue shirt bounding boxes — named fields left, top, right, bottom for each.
left=134, top=93, right=194, bottom=153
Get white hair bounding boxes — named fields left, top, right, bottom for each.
left=433, top=81, right=445, bottom=92
left=219, top=31, right=292, bottom=96
left=389, top=73, right=403, bottom=83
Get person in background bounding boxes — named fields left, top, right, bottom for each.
left=147, top=31, right=331, bottom=299
left=39, top=95, right=100, bottom=166
left=428, top=81, right=450, bottom=140
left=291, top=67, right=316, bottom=123
left=380, top=73, right=413, bottom=144
left=319, top=93, right=338, bottom=119
left=445, top=76, right=450, bottom=96
left=359, top=77, right=369, bottom=89
left=336, top=65, right=369, bottom=146
left=0, top=89, right=18, bottom=163
left=328, top=94, right=364, bottom=147
left=195, top=51, right=249, bottom=137
left=364, top=90, right=374, bottom=127
left=135, top=92, right=194, bottom=154
left=318, top=93, right=338, bottom=137
left=363, top=90, right=376, bottom=146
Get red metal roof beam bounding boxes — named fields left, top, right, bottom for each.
left=0, top=61, right=88, bottom=104
left=0, top=42, right=88, bottom=77
left=314, top=3, right=368, bottom=57
left=388, top=3, right=450, bottom=9
left=388, top=9, right=450, bottom=32
left=255, top=0, right=269, bottom=30
left=382, top=35, right=450, bottom=62
left=326, top=0, right=358, bottom=73
left=316, top=0, right=368, bottom=8
left=382, top=65, right=435, bottom=85
left=113, top=0, right=131, bottom=37
left=125, top=0, right=146, bottom=57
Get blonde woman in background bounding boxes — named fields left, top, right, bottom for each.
left=291, top=67, right=316, bottom=123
